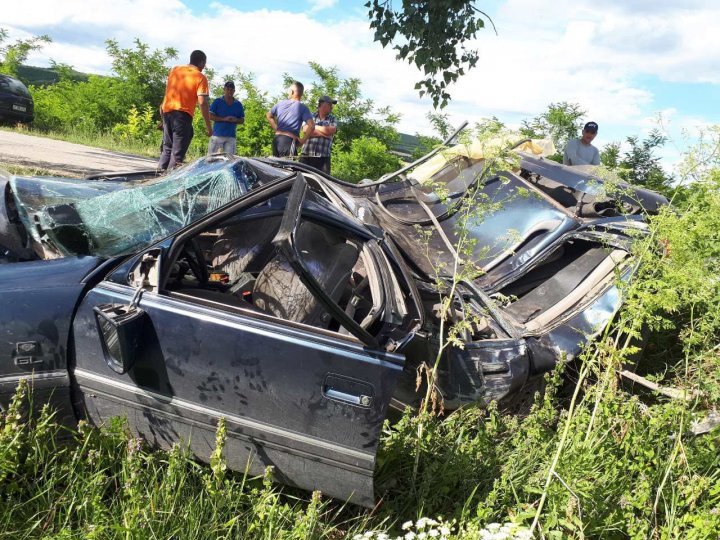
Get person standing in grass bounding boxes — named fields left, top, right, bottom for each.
left=158, top=50, right=212, bottom=171
left=299, top=95, right=337, bottom=174
left=208, top=80, right=245, bottom=156
left=266, top=81, right=315, bottom=158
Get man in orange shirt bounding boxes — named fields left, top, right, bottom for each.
left=158, top=50, right=213, bottom=171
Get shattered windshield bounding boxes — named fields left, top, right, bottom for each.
left=12, top=158, right=288, bottom=258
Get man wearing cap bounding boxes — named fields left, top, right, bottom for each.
left=299, top=96, right=338, bottom=174
left=208, top=81, right=245, bottom=156
left=563, top=122, right=601, bottom=166
left=266, top=81, right=315, bottom=158
left=158, top=50, right=212, bottom=171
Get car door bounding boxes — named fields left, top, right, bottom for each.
left=71, top=243, right=404, bottom=508
left=0, top=257, right=101, bottom=427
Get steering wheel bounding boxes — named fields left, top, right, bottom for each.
left=182, top=238, right=209, bottom=285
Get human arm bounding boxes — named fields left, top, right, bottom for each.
left=266, top=109, right=278, bottom=131
left=198, top=95, right=212, bottom=136
left=310, top=123, right=337, bottom=138
left=298, top=118, right=315, bottom=145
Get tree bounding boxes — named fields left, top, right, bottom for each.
left=105, top=38, right=177, bottom=113
left=0, top=28, right=51, bottom=80
left=366, top=1, right=494, bottom=108
left=284, top=62, right=400, bottom=150
left=617, top=130, right=673, bottom=194
left=520, top=101, right=586, bottom=162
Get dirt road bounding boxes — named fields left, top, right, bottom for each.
left=0, top=130, right=157, bottom=176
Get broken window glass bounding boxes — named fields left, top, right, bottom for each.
left=11, top=158, right=285, bottom=258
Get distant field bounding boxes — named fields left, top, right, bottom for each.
left=16, top=64, right=89, bottom=86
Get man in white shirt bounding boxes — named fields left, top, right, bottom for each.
left=563, top=121, right=600, bottom=166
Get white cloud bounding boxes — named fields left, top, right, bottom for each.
left=307, top=0, right=338, bottom=13
left=3, top=0, right=720, bottom=143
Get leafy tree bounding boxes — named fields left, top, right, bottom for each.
left=520, top=101, right=586, bottom=162
left=0, top=28, right=51, bottom=80
left=427, top=111, right=452, bottom=140
left=600, top=141, right=620, bottom=168
left=283, top=62, right=400, bottom=150
left=232, top=72, right=274, bottom=157
left=617, top=129, right=674, bottom=194
left=366, top=1, right=495, bottom=108
left=105, top=38, right=177, bottom=113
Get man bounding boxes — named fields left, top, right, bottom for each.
left=299, top=95, right=337, bottom=174
left=266, top=81, right=315, bottom=157
left=563, top=121, right=601, bottom=166
left=208, top=80, right=245, bottom=156
left=158, top=50, right=212, bottom=171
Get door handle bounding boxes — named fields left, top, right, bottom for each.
left=323, top=374, right=374, bottom=408
left=324, top=387, right=373, bottom=407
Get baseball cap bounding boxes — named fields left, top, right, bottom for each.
left=224, top=80, right=235, bottom=89
left=318, top=95, right=337, bottom=104
left=584, top=121, right=598, bottom=133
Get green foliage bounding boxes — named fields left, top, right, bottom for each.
left=619, top=129, right=674, bottom=194
left=112, top=104, right=162, bottom=147
left=0, top=29, right=51, bottom=80
left=520, top=101, right=586, bottom=162
left=289, top=61, right=400, bottom=150
left=105, top=38, right=178, bottom=112
left=366, top=1, right=493, bottom=108
left=332, top=136, right=402, bottom=182
left=232, top=71, right=275, bottom=157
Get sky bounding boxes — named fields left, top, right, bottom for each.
left=4, top=0, right=719, bottom=169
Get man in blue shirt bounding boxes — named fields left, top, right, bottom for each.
left=208, top=80, right=245, bottom=156
left=266, top=81, right=315, bottom=157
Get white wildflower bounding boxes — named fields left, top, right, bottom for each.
left=402, top=521, right=414, bottom=531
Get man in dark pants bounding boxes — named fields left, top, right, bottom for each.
left=158, top=50, right=212, bottom=171
left=266, top=81, right=315, bottom=158
left=300, top=95, right=337, bottom=174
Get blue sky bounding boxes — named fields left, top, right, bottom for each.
left=4, top=0, right=718, bottom=169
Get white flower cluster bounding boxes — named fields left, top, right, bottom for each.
left=352, top=518, right=533, bottom=540
left=476, top=522, right=533, bottom=540
left=352, top=517, right=454, bottom=540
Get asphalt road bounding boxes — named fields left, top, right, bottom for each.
left=0, top=130, right=158, bottom=176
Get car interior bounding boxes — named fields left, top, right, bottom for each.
left=164, top=201, right=389, bottom=339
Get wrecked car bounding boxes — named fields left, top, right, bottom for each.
left=0, top=133, right=667, bottom=506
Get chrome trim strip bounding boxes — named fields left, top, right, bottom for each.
left=0, top=370, right=68, bottom=385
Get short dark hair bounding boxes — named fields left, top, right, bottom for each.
left=291, top=81, right=304, bottom=97
left=189, top=50, right=207, bottom=67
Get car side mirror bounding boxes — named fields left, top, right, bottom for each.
left=93, top=287, right=148, bottom=374
left=93, top=249, right=161, bottom=374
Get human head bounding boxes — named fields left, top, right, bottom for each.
left=189, top=50, right=207, bottom=70
left=318, top=95, right=337, bottom=114
left=581, top=121, right=598, bottom=144
left=289, top=81, right=304, bottom=99
left=223, top=80, right=235, bottom=98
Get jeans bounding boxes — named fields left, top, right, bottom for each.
left=158, top=110, right=194, bottom=171
left=208, top=135, right=237, bottom=156
left=272, top=135, right=297, bottom=157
